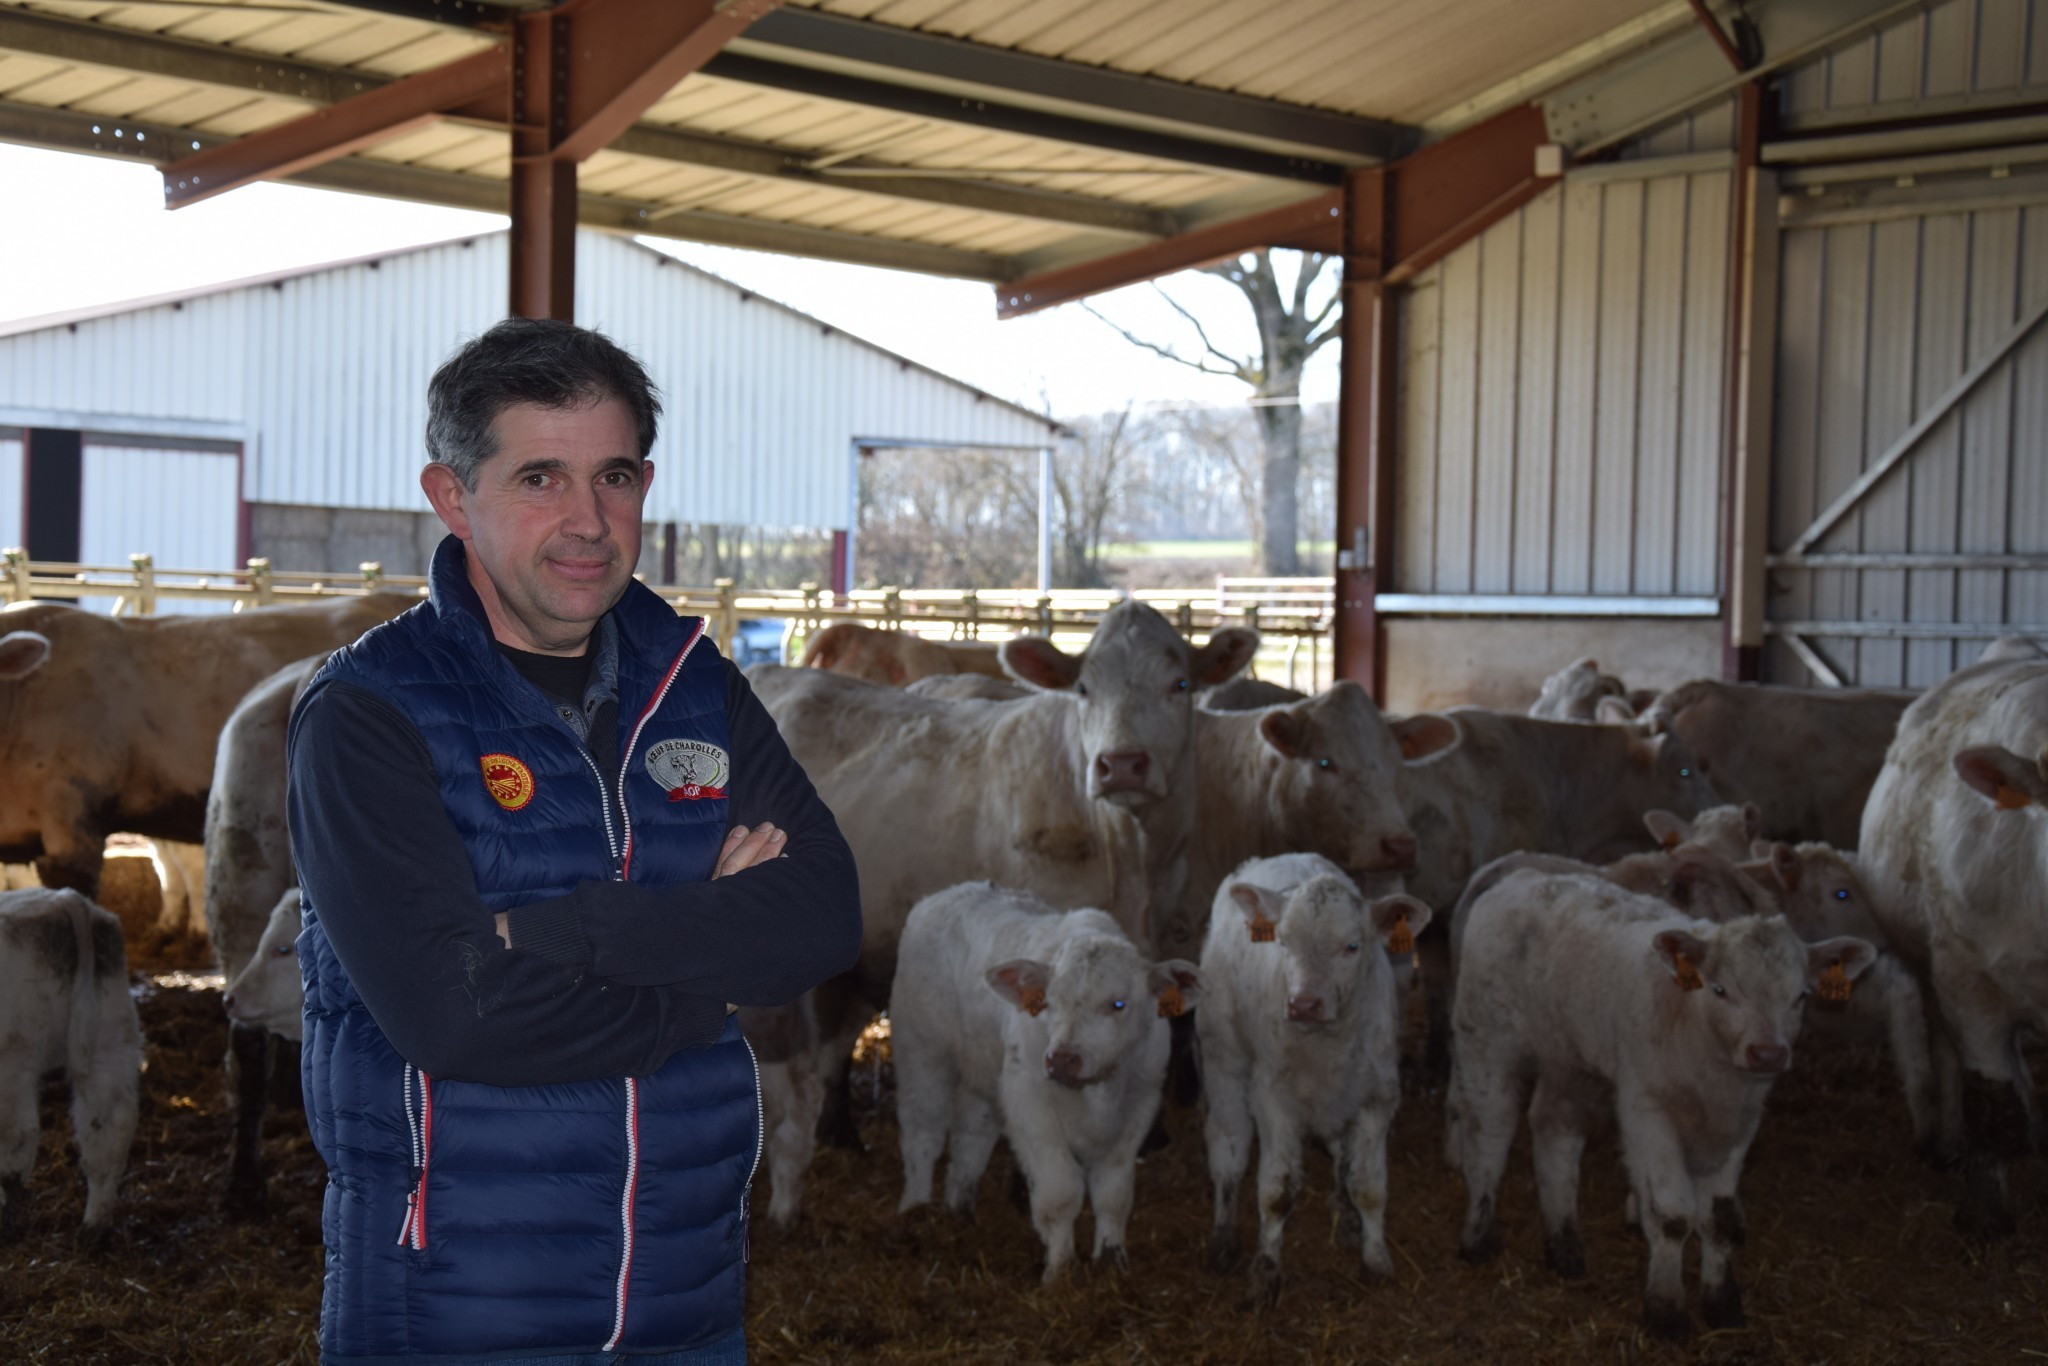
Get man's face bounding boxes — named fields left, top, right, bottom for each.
left=421, top=396, right=652, bottom=655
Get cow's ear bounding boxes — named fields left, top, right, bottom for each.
left=1806, top=936, right=1877, bottom=985
left=1768, top=842, right=1802, bottom=893
left=1194, top=627, right=1260, bottom=686
left=1628, top=730, right=1666, bottom=769
left=1644, top=810, right=1691, bottom=851
left=1228, top=882, right=1285, bottom=942
left=0, top=630, right=50, bottom=682
left=1955, top=746, right=2048, bottom=811
left=1391, top=713, right=1459, bottom=762
left=1369, top=895, right=1432, bottom=945
left=1001, top=635, right=1082, bottom=691
left=1652, top=929, right=1709, bottom=987
left=1595, top=696, right=1638, bottom=725
left=985, top=959, right=1053, bottom=1015
left=1259, top=707, right=1308, bottom=758
left=1741, top=802, right=1763, bottom=838
left=1147, top=960, right=1203, bottom=1015
left=1571, top=656, right=1600, bottom=673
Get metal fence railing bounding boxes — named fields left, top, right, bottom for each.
left=0, top=548, right=1338, bottom=689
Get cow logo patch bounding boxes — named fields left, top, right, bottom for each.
left=646, top=738, right=729, bottom=802
left=480, top=753, right=536, bottom=812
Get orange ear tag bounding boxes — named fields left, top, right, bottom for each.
left=1020, top=984, right=1047, bottom=1017
left=1385, top=911, right=1414, bottom=957
left=1995, top=782, right=2031, bottom=812
left=1661, top=831, right=1681, bottom=851
left=1816, top=961, right=1852, bottom=1010
left=1157, top=984, right=1187, bottom=1018
left=1248, top=911, right=1277, bottom=943
left=1672, top=951, right=1704, bottom=992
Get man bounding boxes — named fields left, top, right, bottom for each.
left=288, top=318, right=861, bottom=1365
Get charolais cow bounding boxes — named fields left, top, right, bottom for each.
left=892, top=882, right=1201, bottom=1282
left=1450, top=867, right=1873, bottom=1340
left=0, top=595, right=409, bottom=895
left=1401, top=707, right=1720, bottom=1071
left=1859, top=644, right=2048, bottom=1236
left=0, top=887, right=142, bottom=1241
left=1642, top=679, right=1915, bottom=848
left=203, top=653, right=327, bottom=1215
left=799, top=622, right=1007, bottom=686
left=1529, top=657, right=1630, bottom=721
left=753, top=602, right=1257, bottom=989
left=1199, top=854, right=1428, bottom=1300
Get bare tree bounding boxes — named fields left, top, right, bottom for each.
left=1050, top=407, right=1149, bottom=588
left=856, top=446, right=1039, bottom=588
left=1085, top=249, right=1339, bottom=575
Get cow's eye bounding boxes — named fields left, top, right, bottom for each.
left=1174, top=678, right=1189, bottom=692
left=1110, top=999, right=1126, bottom=1012
left=1834, top=888, right=1849, bottom=901
left=1344, top=942, right=1360, bottom=953
left=1679, top=767, right=1693, bottom=778
left=1075, top=682, right=1088, bottom=697
left=1317, top=757, right=1334, bottom=770
left=1710, top=982, right=1727, bottom=997
left=275, top=943, right=294, bottom=957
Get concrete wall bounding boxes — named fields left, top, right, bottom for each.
left=1382, top=617, right=1723, bottom=715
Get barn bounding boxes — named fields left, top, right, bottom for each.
left=0, top=230, right=1063, bottom=587
left=4, top=1, right=2048, bottom=1362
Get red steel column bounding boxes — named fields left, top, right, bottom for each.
left=1332, top=166, right=1396, bottom=700
left=1721, top=81, right=1765, bottom=680
left=510, top=8, right=576, bottom=321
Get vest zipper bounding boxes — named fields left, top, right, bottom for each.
left=618, top=620, right=707, bottom=881
left=394, top=1065, right=432, bottom=1250
left=602, top=1076, right=642, bottom=1353
left=741, top=1036, right=764, bottom=1264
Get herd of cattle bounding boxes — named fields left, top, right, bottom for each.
left=1, top=598, right=2045, bottom=1342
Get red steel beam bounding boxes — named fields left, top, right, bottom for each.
left=550, top=0, right=783, bottom=163
left=994, top=191, right=1340, bottom=319
left=1720, top=80, right=1766, bottom=681
left=159, top=45, right=509, bottom=209
left=1331, top=165, right=1395, bottom=699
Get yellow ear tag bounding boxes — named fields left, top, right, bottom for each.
left=1020, top=984, right=1047, bottom=1017
left=1248, top=911, right=1277, bottom=943
left=1817, top=961, right=1852, bottom=1010
left=1672, top=951, right=1704, bottom=992
left=1385, top=910, right=1414, bottom=957
left=1995, top=782, right=2031, bottom=811
left=1157, top=984, right=1187, bottom=1018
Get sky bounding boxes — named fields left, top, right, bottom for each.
left=0, top=143, right=1340, bottom=422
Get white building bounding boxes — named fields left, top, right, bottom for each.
left=0, top=230, right=1063, bottom=586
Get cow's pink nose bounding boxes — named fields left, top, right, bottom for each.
left=1045, top=1049, right=1084, bottom=1085
left=1744, top=1043, right=1788, bottom=1074
left=1286, top=994, right=1326, bottom=1022
left=1380, top=834, right=1418, bottom=870
left=1094, top=750, right=1151, bottom=792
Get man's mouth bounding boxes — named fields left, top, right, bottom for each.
left=547, top=556, right=614, bottom=583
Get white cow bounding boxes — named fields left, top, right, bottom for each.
left=1859, top=646, right=2048, bottom=1235
left=0, top=888, right=143, bottom=1238
left=892, top=882, right=1201, bottom=1282
left=1198, top=854, right=1428, bottom=1300
left=1450, top=867, right=1872, bottom=1340
left=1528, top=657, right=1629, bottom=721
left=223, top=890, right=304, bottom=1040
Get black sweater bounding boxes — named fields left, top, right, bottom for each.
left=287, top=657, right=860, bottom=1086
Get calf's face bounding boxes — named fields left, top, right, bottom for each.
left=1003, top=603, right=1257, bottom=807
left=223, top=890, right=305, bottom=1036
left=1652, top=917, right=1874, bottom=1075
left=1256, top=685, right=1456, bottom=878
left=1230, top=876, right=1431, bottom=1027
left=986, top=935, right=1202, bottom=1088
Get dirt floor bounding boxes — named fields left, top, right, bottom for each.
left=9, top=910, right=2048, bottom=1364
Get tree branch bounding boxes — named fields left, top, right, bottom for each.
left=1150, top=283, right=1253, bottom=379
left=1080, top=301, right=1244, bottom=379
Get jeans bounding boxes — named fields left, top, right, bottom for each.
left=493, top=1329, right=748, bottom=1366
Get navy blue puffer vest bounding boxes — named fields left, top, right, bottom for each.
left=296, top=536, right=760, bottom=1364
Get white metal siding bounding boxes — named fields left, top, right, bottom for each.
left=79, top=443, right=241, bottom=614
left=0, top=232, right=1059, bottom=535
left=1398, top=169, right=1730, bottom=598
left=1769, top=203, right=2048, bottom=686
left=0, top=432, right=20, bottom=549
left=1780, top=0, right=2048, bottom=118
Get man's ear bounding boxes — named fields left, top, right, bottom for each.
left=421, top=462, right=473, bottom=539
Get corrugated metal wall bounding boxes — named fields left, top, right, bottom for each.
left=78, top=441, right=241, bottom=614
left=0, top=232, right=1060, bottom=536
left=1397, top=166, right=1731, bottom=597
left=1768, top=203, right=2048, bottom=687
left=1780, top=0, right=2048, bottom=119
left=0, top=430, right=20, bottom=548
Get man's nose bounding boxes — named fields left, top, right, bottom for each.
left=560, top=481, right=609, bottom=539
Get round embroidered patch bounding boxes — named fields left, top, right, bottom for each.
left=646, top=737, right=729, bottom=802
left=480, top=753, right=535, bottom=812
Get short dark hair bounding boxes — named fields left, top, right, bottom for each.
left=426, top=318, right=662, bottom=489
